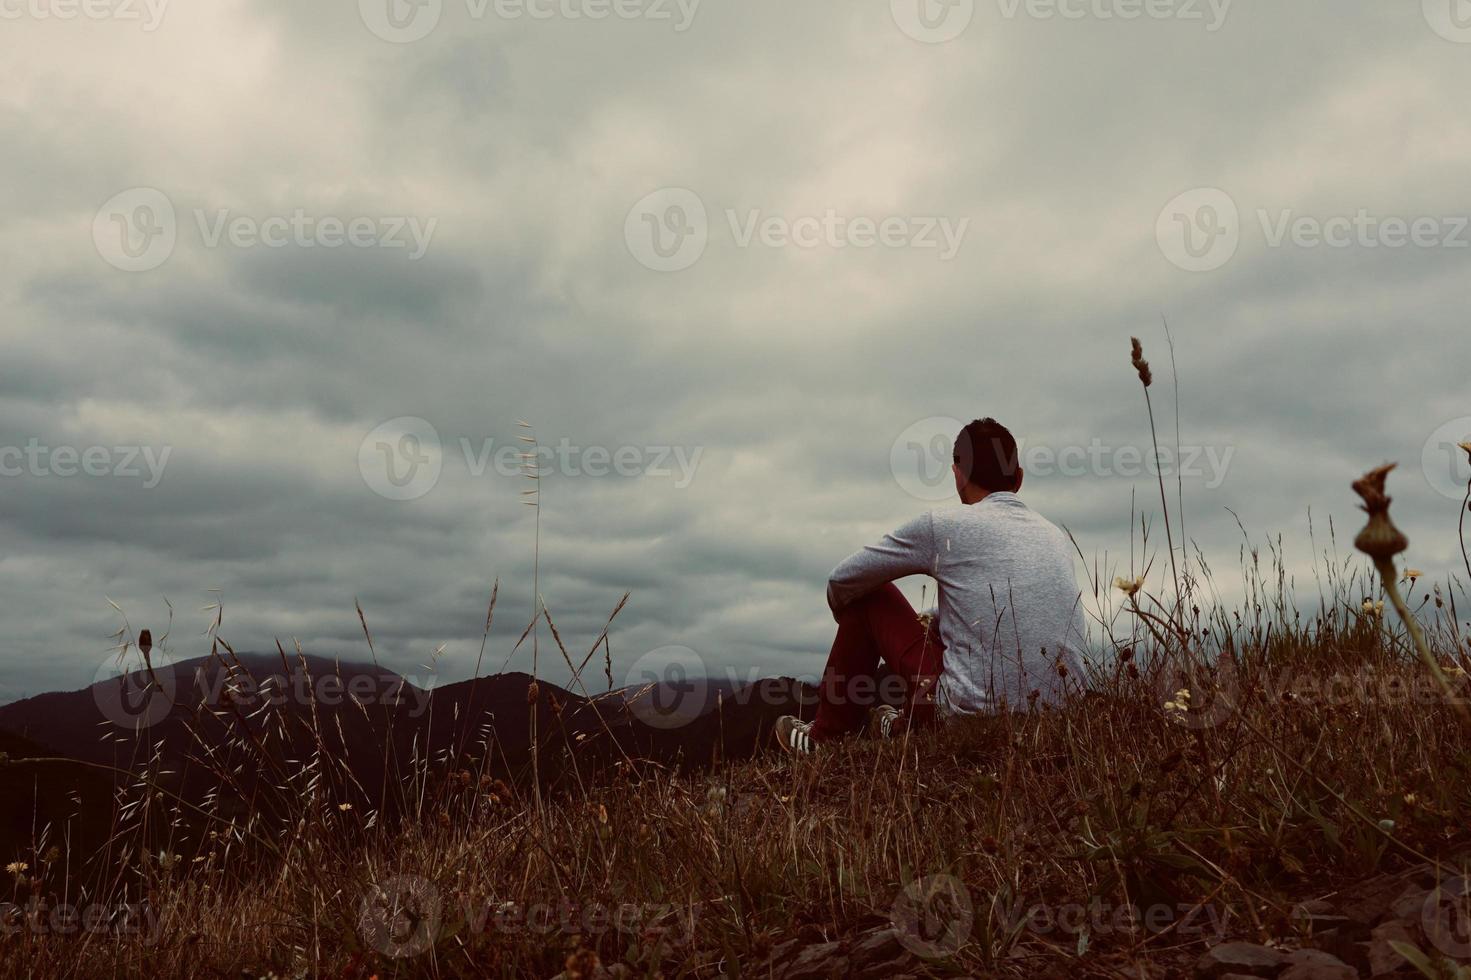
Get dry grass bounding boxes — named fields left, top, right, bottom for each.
left=4, top=345, right=1471, bottom=979
left=3, top=538, right=1470, bottom=978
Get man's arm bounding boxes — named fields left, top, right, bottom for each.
left=826, top=512, right=936, bottom=619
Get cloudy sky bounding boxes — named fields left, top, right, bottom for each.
left=2, top=0, right=1470, bottom=701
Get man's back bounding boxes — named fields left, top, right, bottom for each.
left=827, top=491, right=1089, bottom=713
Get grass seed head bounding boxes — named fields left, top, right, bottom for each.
left=1129, top=337, right=1153, bottom=387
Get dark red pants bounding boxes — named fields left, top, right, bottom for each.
left=811, top=583, right=945, bottom=742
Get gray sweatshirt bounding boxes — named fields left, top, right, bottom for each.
left=827, top=492, right=1090, bottom=713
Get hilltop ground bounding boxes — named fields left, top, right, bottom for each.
left=4, top=573, right=1471, bottom=979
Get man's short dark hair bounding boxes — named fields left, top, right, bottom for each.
left=953, top=418, right=1020, bottom=492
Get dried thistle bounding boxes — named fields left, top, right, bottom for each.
left=1130, top=337, right=1152, bottom=388
left=1351, top=464, right=1462, bottom=725
left=1351, top=463, right=1408, bottom=561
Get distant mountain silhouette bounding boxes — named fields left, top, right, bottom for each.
left=0, top=652, right=816, bottom=870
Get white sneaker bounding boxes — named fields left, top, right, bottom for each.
left=774, top=715, right=816, bottom=755
left=868, top=704, right=902, bottom=740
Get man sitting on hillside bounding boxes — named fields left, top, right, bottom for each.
left=775, top=418, right=1090, bottom=754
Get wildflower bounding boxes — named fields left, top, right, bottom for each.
left=1164, top=688, right=1191, bottom=713
left=1114, top=575, right=1145, bottom=598
left=1404, top=569, right=1423, bottom=583
left=337, top=803, right=353, bottom=812
left=5, top=862, right=27, bottom=876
